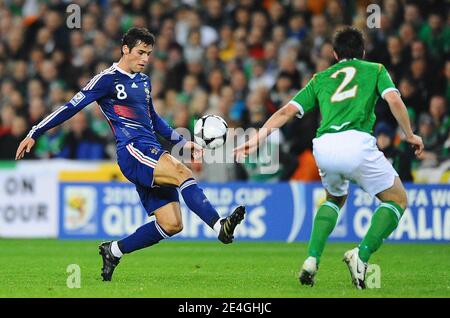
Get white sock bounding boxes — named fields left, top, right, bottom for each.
left=213, top=219, right=222, bottom=234
left=111, top=241, right=123, bottom=258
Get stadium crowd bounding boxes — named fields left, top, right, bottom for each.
left=0, top=0, right=449, bottom=182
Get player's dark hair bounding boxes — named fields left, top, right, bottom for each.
left=121, top=27, right=155, bottom=55
left=332, top=27, right=365, bottom=60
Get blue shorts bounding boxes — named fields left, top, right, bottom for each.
left=117, top=142, right=179, bottom=215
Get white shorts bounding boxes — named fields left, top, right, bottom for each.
left=312, top=130, right=398, bottom=197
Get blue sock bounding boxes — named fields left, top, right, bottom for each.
left=180, top=178, right=220, bottom=228
left=118, top=221, right=170, bottom=254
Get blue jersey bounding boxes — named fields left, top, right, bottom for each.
left=27, top=63, right=186, bottom=150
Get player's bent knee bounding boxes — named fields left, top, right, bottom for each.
left=159, top=220, right=183, bottom=236
left=391, top=186, right=408, bottom=210
left=397, top=191, right=408, bottom=210
left=326, top=192, right=347, bottom=208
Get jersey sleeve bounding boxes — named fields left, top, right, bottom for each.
left=148, top=96, right=187, bottom=146
left=289, top=76, right=317, bottom=118
left=377, top=64, right=400, bottom=99
left=27, top=73, right=112, bottom=140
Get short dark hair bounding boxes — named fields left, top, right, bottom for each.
left=121, top=27, right=155, bottom=55
left=332, top=27, right=365, bottom=60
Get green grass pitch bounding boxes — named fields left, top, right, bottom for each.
left=0, top=239, right=448, bottom=298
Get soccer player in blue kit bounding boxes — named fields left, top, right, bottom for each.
left=15, top=28, right=246, bottom=281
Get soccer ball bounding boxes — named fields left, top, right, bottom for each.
left=194, top=115, right=228, bottom=149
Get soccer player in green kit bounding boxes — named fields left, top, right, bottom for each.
left=234, top=27, right=424, bottom=289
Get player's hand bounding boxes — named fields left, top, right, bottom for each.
left=233, top=137, right=259, bottom=161
left=15, top=137, right=35, bottom=160
left=405, top=134, right=424, bottom=157
left=184, top=141, right=204, bottom=160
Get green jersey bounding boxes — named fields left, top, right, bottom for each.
left=291, top=59, right=398, bottom=137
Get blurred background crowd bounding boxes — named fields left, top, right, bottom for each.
left=0, top=0, right=449, bottom=182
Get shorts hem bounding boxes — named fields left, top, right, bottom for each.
left=324, top=188, right=349, bottom=197
left=367, top=173, right=398, bottom=198
left=146, top=199, right=179, bottom=216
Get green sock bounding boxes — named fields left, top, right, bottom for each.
left=307, top=201, right=340, bottom=264
left=358, top=201, right=404, bottom=263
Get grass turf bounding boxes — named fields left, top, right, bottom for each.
left=0, top=239, right=448, bottom=298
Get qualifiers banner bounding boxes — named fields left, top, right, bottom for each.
left=0, top=170, right=58, bottom=238
left=58, top=182, right=309, bottom=241
left=58, top=182, right=450, bottom=242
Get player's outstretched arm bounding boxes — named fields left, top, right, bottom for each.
left=384, top=91, right=424, bottom=156
left=15, top=72, right=112, bottom=159
left=233, top=102, right=299, bottom=159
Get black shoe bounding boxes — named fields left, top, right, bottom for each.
left=299, top=270, right=315, bottom=286
left=299, top=257, right=318, bottom=287
left=218, top=206, right=246, bottom=244
left=99, top=241, right=120, bottom=281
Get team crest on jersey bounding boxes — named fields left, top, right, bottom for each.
left=151, top=147, right=158, bottom=154
left=69, top=92, right=86, bottom=106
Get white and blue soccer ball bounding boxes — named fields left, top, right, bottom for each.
left=194, top=115, right=228, bottom=149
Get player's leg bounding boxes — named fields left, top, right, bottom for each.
left=118, top=202, right=183, bottom=254
left=154, top=153, right=245, bottom=244
left=300, top=170, right=349, bottom=286
left=358, top=177, right=406, bottom=262
left=307, top=191, right=347, bottom=264
left=100, top=201, right=182, bottom=281
left=300, top=132, right=353, bottom=286
left=344, top=142, right=405, bottom=289
left=100, top=144, right=183, bottom=281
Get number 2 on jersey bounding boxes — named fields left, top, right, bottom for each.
left=330, top=66, right=357, bottom=102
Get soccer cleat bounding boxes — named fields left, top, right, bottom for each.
left=99, top=241, right=121, bottom=281
left=343, top=247, right=368, bottom=289
left=218, top=205, right=246, bottom=244
left=299, top=256, right=318, bottom=287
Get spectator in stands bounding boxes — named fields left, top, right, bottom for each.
left=269, top=72, right=295, bottom=111
left=287, top=13, right=308, bottom=42
left=417, top=113, right=440, bottom=168
left=184, top=28, right=204, bottom=65
left=0, top=116, right=30, bottom=159
left=375, top=121, right=414, bottom=182
left=386, top=35, right=406, bottom=82
left=249, top=60, right=275, bottom=91
left=403, top=3, right=424, bottom=32
left=28, top=98, right=46, bottom=128
left=418, top=12, right=450, bottom=61
left=34, top=125, right=66, bottom=159
left=0, top=104, right=15, bottom=137
left=429, top=96, right=450, bottom=154
left=0, top=1, right=448, bottom=183
left=398, top=77, right=422, bottom=119
left=59, top=111, right=108, bottom=160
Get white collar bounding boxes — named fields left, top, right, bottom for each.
left=338, top=58, right=357, bottom=63
left=113, top=63, right=138, bottom=79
